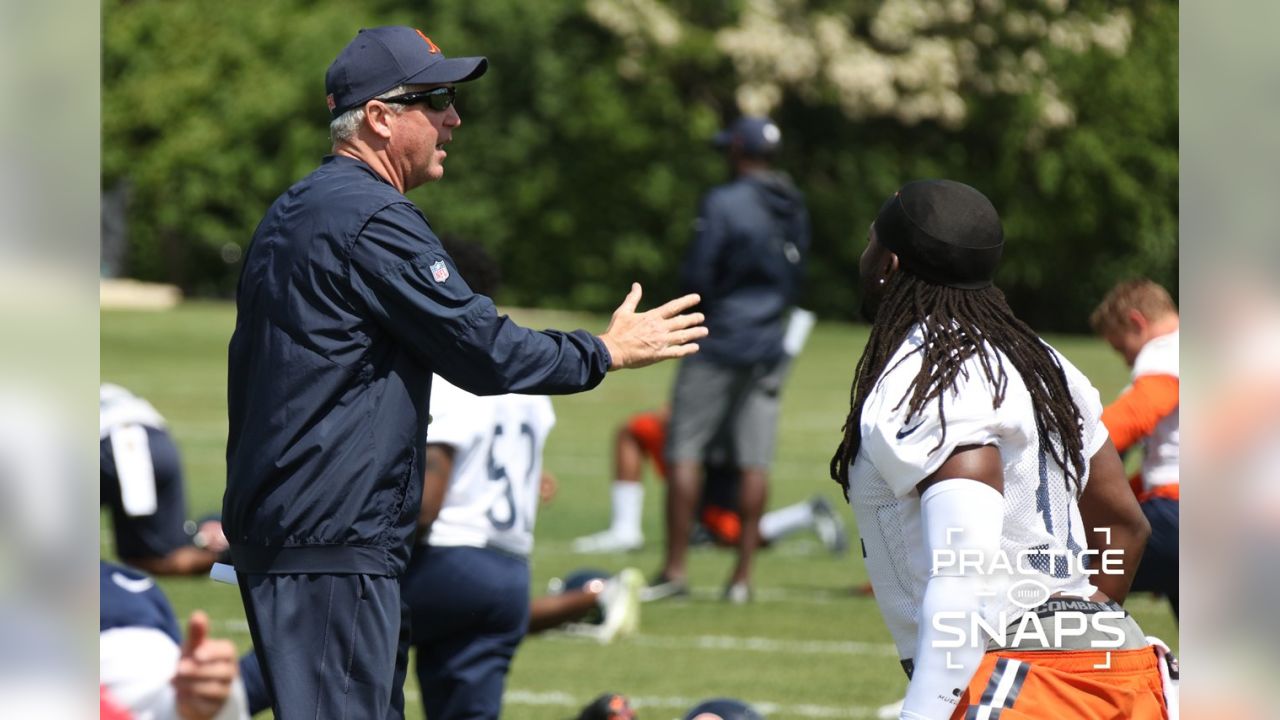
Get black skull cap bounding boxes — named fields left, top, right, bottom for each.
left=874, top=179, right=1004, bottom=289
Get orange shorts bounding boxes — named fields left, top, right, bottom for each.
left=952, top=647, right=1168, bottom=719
left=626, top=411, right=670, bottom=480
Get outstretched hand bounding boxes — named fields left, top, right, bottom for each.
left=598, top=283, right=706, bottom=370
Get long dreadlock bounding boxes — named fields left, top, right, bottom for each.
left=829, top=271, right=1087, bottom=500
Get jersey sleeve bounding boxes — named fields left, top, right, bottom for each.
left=860, top=352, right=1003, bottom=498
left=1101, top=375, right=1179, bottom=453
left=349, top=203, right=611, bottom=396
left=536, top=396, right=557, bottom=436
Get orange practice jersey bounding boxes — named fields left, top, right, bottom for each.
left=1101, top=331, right=1179, bottom=502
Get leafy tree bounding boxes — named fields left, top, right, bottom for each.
left=103, top=0, right=1176, bottom=330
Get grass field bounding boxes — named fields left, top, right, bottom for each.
left=101, top=301, right=1178, bottom=719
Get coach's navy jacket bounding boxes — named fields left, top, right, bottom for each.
left=680, top=170, right=809, bottom=366
left=224, top=156, right=610, bottom=577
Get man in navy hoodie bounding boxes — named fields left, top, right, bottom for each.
left=651, top=116, right=811, bottom=604
left=223, top=25, right=705, bottom=719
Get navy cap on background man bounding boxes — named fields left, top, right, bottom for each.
left=712, top=116, right=783, bottom=157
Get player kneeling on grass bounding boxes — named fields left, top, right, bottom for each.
left=399, top=239, right=642, bottom=720
left=101, top=384, right=229, bottom=577
left=400, top=371, right=644, bottom=719
left=1090, top=279, right=1181, bottom=620
left=831, top=180, right=1174, bottom=719
left=100, top=561, right=257, bottom=720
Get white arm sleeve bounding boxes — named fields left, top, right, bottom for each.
left=901, top=479, right=1005, bottom=720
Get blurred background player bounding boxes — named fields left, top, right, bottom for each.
left=572, top=406, right=847, bottom=559
left=657, top=115, right=810, bottom=604
left=399, top=238, right=643, bottom=720
left=101, top=384, right=227, bottom=575
left=100, top=560, right=252, bottom=720
left=1090, top=279, right=1180, bottom=618
left=537, top=568, right=643, bottom=641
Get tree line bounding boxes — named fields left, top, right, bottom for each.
left=103, top=0, right=1177, bottom=331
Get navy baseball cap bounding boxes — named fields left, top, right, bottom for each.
left=325, top=26, right=488, bottom=117
left=873, top=179, right=1005, bottom=290
left=712, top=116, right=782, bottom=156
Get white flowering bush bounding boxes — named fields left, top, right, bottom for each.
left=588, top=0, right=1131, bottom=132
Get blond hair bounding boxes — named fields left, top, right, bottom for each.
left=1089, top=279, right=1177, bottom=335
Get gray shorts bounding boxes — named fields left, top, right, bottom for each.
left=665, top=354, right=791, bottom=470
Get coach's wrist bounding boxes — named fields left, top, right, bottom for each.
left=598, top=334, right=623, bottom=370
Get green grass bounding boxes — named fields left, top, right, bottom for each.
left=101, top=302, right=1177, bottom=719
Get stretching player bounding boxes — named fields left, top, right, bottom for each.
left=399, top=238, right=642, bottom=719
left=1091, top=279, right=1180, bottom=619
left=572, top=407, right=847, bottom=558
left=101, top=384, right=227, bottom=575
left=400, top=375, right=642, bottom=718
left=832, top=180, right=1169, bottom=719
left=100, top=560, right=252, bottom=720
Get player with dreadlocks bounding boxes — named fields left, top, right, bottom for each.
left=831, top=180, right=1174, bottom=719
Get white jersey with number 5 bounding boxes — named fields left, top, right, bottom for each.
left=424, top=375, right=556, bottom=557
left=846, top=325, right=1110, bottom=661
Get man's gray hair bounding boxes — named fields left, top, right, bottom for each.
left=329, top=85, right=411, bottom=146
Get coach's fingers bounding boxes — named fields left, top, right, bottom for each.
left=662, top=342, right=700, bottom=359
left=664, top=327, right=709, bottom=346
left=653, top=293, right=701, bottom=319
left=614, top=283, right=643, bottom=316
left=664, top=312, right=705, bottom=331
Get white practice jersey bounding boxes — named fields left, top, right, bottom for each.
left=846, top=325, right=1110, bottom=660
left=1131, top=330, right=1179, bottom=490
left=425, top=375, right=556, bottom=557
left=100, top=383, right=166, bottom=439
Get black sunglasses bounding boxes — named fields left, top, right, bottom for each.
left=382, top=87, right=456, bottom=112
